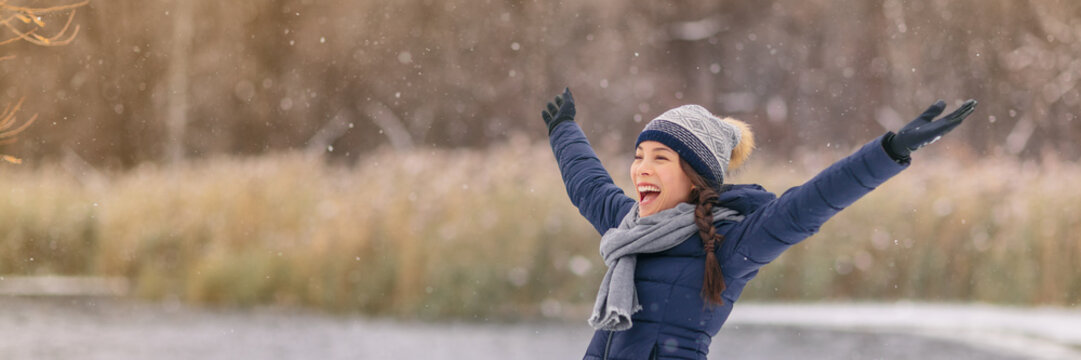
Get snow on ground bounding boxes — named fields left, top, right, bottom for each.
left=727, top=302, right=1081, bottom=360
left=0, top=297, right=1077, bottom=359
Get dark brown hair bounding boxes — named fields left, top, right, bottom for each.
left=680, top=159, right=726, bottom=306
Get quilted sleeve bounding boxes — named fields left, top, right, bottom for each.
left=723, top=135, right=908, bottom=277
left=549, top=121, right=637, bottom=235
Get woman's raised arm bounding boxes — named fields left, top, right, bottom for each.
left=722, top=100, right=977, bottom=277
left=543, top=89, right=636, bottom=235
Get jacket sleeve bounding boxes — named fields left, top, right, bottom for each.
left=723, top=135, right=908, bottom=275
left=549, top=121, right=636, bottom=235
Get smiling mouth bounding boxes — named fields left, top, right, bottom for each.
left=637, top=184, right=661, bottom=205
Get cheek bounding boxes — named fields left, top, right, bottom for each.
left=676, top=183, right=693, bottom=201
left=663, top=171, right=693, bottom=199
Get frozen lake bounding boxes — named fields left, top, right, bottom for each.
left=1, top=297, right=1078, bottom=359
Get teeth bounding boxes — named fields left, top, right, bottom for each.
left=637, top=185, right=660, bottom=193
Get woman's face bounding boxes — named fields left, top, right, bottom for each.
left=630, top=141, right=694, bottom=217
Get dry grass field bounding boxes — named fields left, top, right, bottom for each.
left=2, top=138, right=1079, bottom=318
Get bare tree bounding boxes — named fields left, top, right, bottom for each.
left=0, top=0, right=87, bottom=164
left=164, top=0, right=192, bottom=164
left=0, top=98, right=34, bottom=163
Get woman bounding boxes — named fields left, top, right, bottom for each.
left=541, top=88, right=976, bottom=359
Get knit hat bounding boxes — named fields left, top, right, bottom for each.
left=635, top=105, right=754, bottom=190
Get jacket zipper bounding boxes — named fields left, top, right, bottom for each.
left=603, top=331, right=614, bottom=359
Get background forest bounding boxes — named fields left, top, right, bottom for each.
left=2, top=0, right=1080, bottom=319
left=3, top=0, right=1080, bottom=166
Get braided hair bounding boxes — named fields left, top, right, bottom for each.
left=681, top=159, right=726, bottom=306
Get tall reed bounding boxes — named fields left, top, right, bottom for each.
left=739, top=153, right=1081, bottom=306
left=1, top=140, right=1078, bottom=319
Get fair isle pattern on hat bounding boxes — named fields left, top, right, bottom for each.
left=635, top=105, right=742, bottom=190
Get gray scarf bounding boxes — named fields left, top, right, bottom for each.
left=588, top=202, right=744, bottom=331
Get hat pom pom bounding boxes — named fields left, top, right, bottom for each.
left=722, top=117, right=754, bottom=170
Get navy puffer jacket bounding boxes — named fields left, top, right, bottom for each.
left=549, top=121, right=907, bottom=360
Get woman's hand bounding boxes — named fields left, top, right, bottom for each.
left=542, top=88, right=576, bottom=135
left=884, top=99, right=977, bottom=162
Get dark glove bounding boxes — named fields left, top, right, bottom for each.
left=883, top=99, right=977, bottom=162
left=541, top=88, right=576, bottom=135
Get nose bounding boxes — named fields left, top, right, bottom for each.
left=637, top=161, right=654, bottom=176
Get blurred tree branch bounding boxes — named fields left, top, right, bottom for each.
left=0, top=0, right=87, bottom=164
left=0, top=0, right=86, bottom=46
left=0, top=97, right=35, bottom=163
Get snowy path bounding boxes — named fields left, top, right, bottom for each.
left=727, top=302, right=1081, bottom=360
left=0, top=297, right=1077, bottom=359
